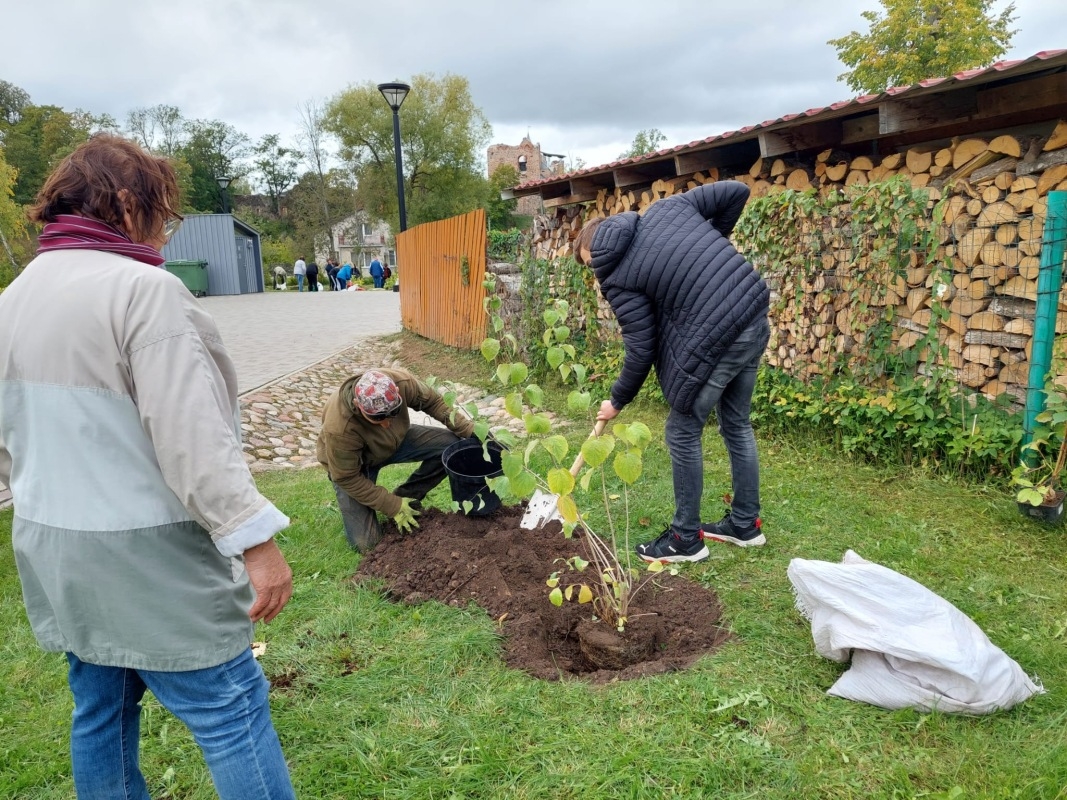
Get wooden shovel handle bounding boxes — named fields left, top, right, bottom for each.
left=569, top=418, right=608, bottom=476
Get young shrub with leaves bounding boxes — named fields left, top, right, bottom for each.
left=479, top=274, right=675, bottom=632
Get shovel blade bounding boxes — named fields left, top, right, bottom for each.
left=520, top=489, right=562, bottom=529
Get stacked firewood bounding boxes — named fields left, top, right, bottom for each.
left=526, top=120, right=1067, bottom=403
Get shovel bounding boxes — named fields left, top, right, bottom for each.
left=520, top=419, right=607, bottom=530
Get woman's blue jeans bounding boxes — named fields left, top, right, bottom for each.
left=296, top=274, right=305, bottom=292
left=66, top=649, right=295, bottom=799
left=664, top=316, right=770, bottom=541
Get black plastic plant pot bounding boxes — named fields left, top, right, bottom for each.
left=1018, top=490, right=1066, bottom=525
left=442, top=439, right=505, bottom=516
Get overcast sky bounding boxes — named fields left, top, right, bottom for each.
left=3, top=0, right=1062, bottom=173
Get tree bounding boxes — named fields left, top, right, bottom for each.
left=285, top=169, right=358, bottom=259
left=486, top=164, right=520, bottom=230
left=252, top=134, right=299, bottom=214
left=296, top=100, right=341, bottom=251
left=618, top=128, right=667, bottom=160
left=178, top=119, right=250, bottom=212
left=0, top=80, right=30, bottom=126
left=2, top=105, right=100, bottom=205
left=324, top=72, right=492, bottom=230
left=829, top=0, right=1017, bottom=94
left=0, top=147, right=26, bottom=285
left=126, top=104, right=186, bottom=156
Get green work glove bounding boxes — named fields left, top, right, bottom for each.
left=393, top=497, right=420, bottom=534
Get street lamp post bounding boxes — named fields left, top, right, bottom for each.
left=216, top=175, right=232, bottom=214
left=377, top=81, right=410, bottom=232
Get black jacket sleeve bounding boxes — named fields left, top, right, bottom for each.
left=606, top=288, right=657, bottom=409
left=683, top=181, right=750, bottom=238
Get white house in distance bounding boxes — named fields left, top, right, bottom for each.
left=324, top=214, right=395, bottom=273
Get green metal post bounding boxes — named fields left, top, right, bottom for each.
left=1022, top=191, right=1067, bottom=461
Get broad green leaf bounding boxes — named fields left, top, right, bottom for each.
left=542, top=328, right=554, bottom=347
left=510, top=470, right=537, bottom=498
left=542, top=435, right=569, bottom=462
left=493, top=429, right=518, bottom=448
left=462, top=500, right=474, bottom=514
left=578, top=585, right=593, bottom=604
left=504, top=333, right=519, bottom=352
left=581, top=435, right=615, bottom=468
left=443, top=390, right=457, bottom=408
left=557, top=494, right=579, bottom=523
left=463, top=401, right=479, bottom=418
left=492, top=316, right=504, bottom=333
left=543, top=309, right=561, bottom=327
left=562, top=521, right=579, bottom=538
left=573, top=364, right=588, bottom=385
left=547, top=468, right=575, bottom=496
left=505, top=392, right=524, bottom=419
left=488, top=296, right=502, bottom=311
left=546, top=574, right=559, bottom=588
left=495, top=363, right=511, bottom=385
left=579, top=468, right=594, bottom=492
left=570, top=556, right=589, bottom=571
left=613, top=450, right=643, bottom=485
left=549, top=587, right=563, bottom=607
left=425, top=376, right=438, bottom=388
left=524, top=384, right=544, bottom=408
left=567, top=390, right=591, bottom=413
left=559, top=364, right=571, bottom=382
left=480, top=337, right=500, bottom=362
left=486, top=475, right=509, bottom=497
left=615, top=421, right=653, bottom=450
left=524, top=438, right=540, bottom=465
left=646, top=561, right=665, bottom=573
left=509, top=363, right=529, bottom=386
left=554, top=326, right=571, bottom=342
left=502, top=452, right=526, bottom=481
left=473, top=420, right=490, bottom=441
left=523, top=413, right=552, bottom=435
left=562, top=344, right=576, bottom=359
left=546, top=347, right=565, bottom=370
left=564, top=585, right=574, bottom=601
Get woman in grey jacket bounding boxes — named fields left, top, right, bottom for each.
left=0, top=135, right=296, bottom=798
left=575, top=181, right=771, bottom=563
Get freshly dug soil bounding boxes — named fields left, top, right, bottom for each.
left=354, top=505, right=729, bottom=683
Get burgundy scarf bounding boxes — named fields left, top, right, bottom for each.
left=36, top=214, right=165, bottom=267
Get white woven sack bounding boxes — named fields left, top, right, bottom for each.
left=787, top=550, right=1043, bottom=715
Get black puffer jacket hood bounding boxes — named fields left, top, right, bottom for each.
left=588, top=181, right=769, bottom=414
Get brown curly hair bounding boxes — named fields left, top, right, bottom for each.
left=572, top=216, right=605, bottom=266
left=29, top=133, right=181, bottom=242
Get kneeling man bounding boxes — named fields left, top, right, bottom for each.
left=317, top=369, right=474, bottom=552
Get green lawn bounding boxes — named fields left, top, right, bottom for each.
left=2, top=347, right=1067, bottom=798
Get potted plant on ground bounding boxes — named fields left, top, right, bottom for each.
left=1013, top=378, right=1067, bottom=525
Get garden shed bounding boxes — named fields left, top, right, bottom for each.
left=161, top=214, right=264, bottom=295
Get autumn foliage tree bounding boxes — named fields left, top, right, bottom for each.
left=829, top=0, right=1017, bottom=94
left=324, top=73, right=491, bottom=230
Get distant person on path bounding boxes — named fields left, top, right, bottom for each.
left=306, top=259, right=320, bottom=292
left=574, top=180, right=771, bottom=563
left=0, top=134, right=296, bottom=797
left=317, top=368, right=475, bottom=553
left=294, top=255, right=306, bottom=292
left=336, top=261, right=353, bottom=290
left=273, top=265, right=288, bottom=290
left=369, top=256, right=385, bottom=288
left=326, top=259, right=340, bottom=291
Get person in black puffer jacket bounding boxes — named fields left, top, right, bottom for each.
left=573, top=181, right=771, bottom=562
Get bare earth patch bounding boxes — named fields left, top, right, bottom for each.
left=355, top=505, right=730, bottom=683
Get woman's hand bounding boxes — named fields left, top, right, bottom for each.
left=243, top=539, right=293, bottom=623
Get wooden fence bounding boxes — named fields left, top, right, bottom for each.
left=396, top=208, right=487, bottom=349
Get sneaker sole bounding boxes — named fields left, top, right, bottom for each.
left=637, top=544, right=710, bottom=564
left=701, top=532, right=766, bottom=548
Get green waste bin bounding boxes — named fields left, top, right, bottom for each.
left=164, top=260, right=209, bottom=297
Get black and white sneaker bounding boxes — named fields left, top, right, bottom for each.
left=701, top=515, right=766, bottom=547
left=635, top=528, right=709, bottom=563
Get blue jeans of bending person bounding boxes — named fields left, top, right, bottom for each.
left=664, top=316, right=771, bottom=542
left=66, top=649, right=296, bottom=800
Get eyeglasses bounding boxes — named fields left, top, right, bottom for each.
left=163, top=216, right=183, bottom=242
left=364, top=405, right=402, bottom=422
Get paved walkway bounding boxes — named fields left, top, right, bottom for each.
left=203, top=290, right=402, bottom=394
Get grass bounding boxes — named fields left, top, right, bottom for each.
left=3, top=334, right=1067, bottom=798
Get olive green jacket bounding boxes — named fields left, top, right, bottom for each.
left=316, top=368, right=474, bottom=516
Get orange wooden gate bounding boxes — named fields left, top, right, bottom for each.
left=396, top=208, right=487, bottom=349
